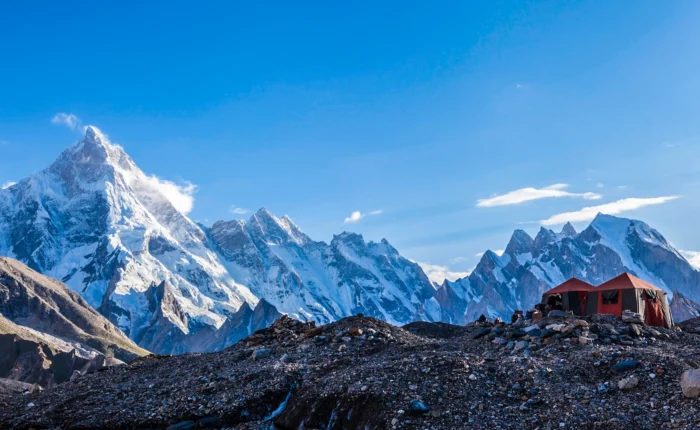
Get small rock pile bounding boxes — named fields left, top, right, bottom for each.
left=2, top=314, right=700, bottom=429
left=471, top=312, right=680, bottom=356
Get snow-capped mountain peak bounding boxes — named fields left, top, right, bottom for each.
left=248, top=207, right=310, bottom=246
left=62, top=126, right=137, bottom=177
left=561, top=221, right=577, bottom=237
left=0, top=127, right=261, bottom=352
left=433, top=212, right=700, bottom=324
left=0, top=127, right=443, bottom=354
left=504, top=229, right=534, bottom=256
left=2, top=126, right=698, bottom=353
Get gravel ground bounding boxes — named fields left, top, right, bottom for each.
left=2, top=314, right=700, bottom=429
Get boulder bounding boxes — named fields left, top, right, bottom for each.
left=618, top=376, right=638, bottom=391
left=628, top=324, right=642, bottom=338
left=473, top=327, right=491, bottom=339
left=622, top=310, right=644, bottom=324
left=252, top=348, right=271, bottom=360
left=548, top=310, right=567, bottom=318
left=681, top=369, right=700, bottom=398
left=511, top=329, right=528, bottom=338
left=348, top=327, right=363, bottom=336
left=409, top=400, right=431, bottom=413
left=514, top=340, right=529, bottom=352
left=613, top=360, right=638, bottom=373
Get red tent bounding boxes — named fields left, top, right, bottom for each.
left=592, top=273, right=673, bottom=328
left=541, top=278, right=595, bottom=316
left=540, top=273, right=673, bottom=328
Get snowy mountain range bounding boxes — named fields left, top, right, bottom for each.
left=1, top=127, right=698, bottom=354
left=436, top=215, right=700, bottom=323
left=0, top=127, right=437, bottom=353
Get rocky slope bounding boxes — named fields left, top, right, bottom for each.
left=0, top=257, right=146, bottom=360
left=0, top=127, right=438, bottom=354
left=0, top=257, right=147, bottom=386
left=437, top=215, right=700, bottom=323
left=2, top=314, right=700, bottom=429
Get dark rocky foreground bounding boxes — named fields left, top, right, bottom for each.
left=2, top=314, right=700, bottom=430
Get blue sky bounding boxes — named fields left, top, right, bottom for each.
left=1, top=1, right=700, bottom=280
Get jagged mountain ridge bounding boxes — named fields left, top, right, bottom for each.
left=436, top=215, right=700, bottom=323
left=0, top=128, right=438, bottom=353
left=1, top=127, right=698, bottom=353
left=206, top=216, right=437, bottom=325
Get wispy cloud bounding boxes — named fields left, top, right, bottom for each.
left=541, top=196, right=680, bottom=226
left=680, top=250, right=700, bottom=269
left=1, top=181, right=16, bottom=190
left=143, top=176, right=198, bottom=214
left=81, top=126, right=197, bottom=214
left=344, top=209, right=383, bottom=223
left=229, top=206, right=249, bottom=215
left=51, top=113, right=82, bottom=130
left=450, top=256, right=469, bottom=264
left=416, top=261, right=470, bottom=284
left=477, top=184, right=601, bottom=207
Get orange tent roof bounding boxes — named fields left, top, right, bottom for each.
left=595, top=272, right=664, bottom=292
left=543, top=278, right=595, bottom=295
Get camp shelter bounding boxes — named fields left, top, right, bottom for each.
left=541, top=278, right=595, bottom=316
left=590, top=273, right=673, bottom=328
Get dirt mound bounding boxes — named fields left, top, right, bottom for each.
left=2, top=314, right=700, bottom=429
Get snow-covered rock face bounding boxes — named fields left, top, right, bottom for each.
left=207, top=212, right=437, bottom=326
left=0, top=128, right=262, bottom=353
left=0, top=128, right=438, bottom=353
left=434, top=213, right=700, bottom=323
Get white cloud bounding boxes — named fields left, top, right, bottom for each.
left=344, top=211, right=363, bottom=223
left=416, top=262, right=470, bottom=284
left=477, top=184, right=602, bottom=207
left=229, top=206, right=249, bottom=215
left=680, top=250, right=700, bottom=269
left=617, top=185, right=629, bottom=189
left=1, top=181, right=16, bottom=189
left=344, top=209, right=383, bottom=223
left=596, top=183, right=604, bottom=188
left=450, top=256, right=469, bottom=264
left=540, top=196, right=680, bottom=226
left=143, top=175, right=198, bottom=214
left=51, top=113, right=82, bottom=130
